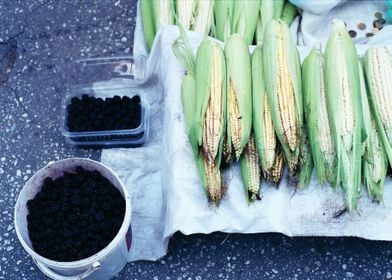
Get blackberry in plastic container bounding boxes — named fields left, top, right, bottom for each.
left=26, top=166, right=126, bottom=262
left=66, top=94, right=141, bottom=132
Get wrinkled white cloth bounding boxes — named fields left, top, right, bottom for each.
left=100, top=1, right=392, bottom=262
left=290, top=0, right=391, bottom=46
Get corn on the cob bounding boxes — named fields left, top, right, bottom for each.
left=225, top=34, right=252, bottom=160
left=214, top=0, right=234, bottom=42
left=324, top=19, right=363, bottom=212
left=173, top=27, right=226, bottom=205
left=281, top=1, right=297, bottom=26
left=140, top=0, right=156, bottom=52
left=262, top=19, right=302, bottom=176
left=176, top=0, right=197, bottom=30
left=193, top=0, right=214, bottom=35
left=359, top=59, right=387, bottom=202
left=240, top=133, right=261, bottom=202
left=363, top=47, right=392, bottom=167
left=232, top=0, right=261, bottom=45
left=252, top=45, right=283, bottom=183
left=152, top=0, right=175, bottom=31
left=256, top=0, right=284, bottom=43
left=302, top=44, right=335, bottom=185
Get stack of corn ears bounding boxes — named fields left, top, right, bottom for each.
left=324, top=19, right=364, bottom=212
left=262, top=19, right=303, bottom=176
left=141, top=0, right=298, bottom=52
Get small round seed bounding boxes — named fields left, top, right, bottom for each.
left=373, top=20, right=383, bottom=29
left=348, top=30, right=357, bottom=38
left=375, top=12, right=383, bottom=19
left=357, top=22, right=366, bottom=30
left=366, top=32, right=374, bottom=37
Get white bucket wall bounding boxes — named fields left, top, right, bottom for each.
left=14, top=158, right=132, bottom=280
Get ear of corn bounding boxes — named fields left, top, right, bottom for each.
left=281, top=1, right=297, bottom=26
left=214, top=0, right=234, bottom=42
left=363, top=47, right=392, bottom=168
left=255, top=0, right=284, bottom=43
left=152, top=0, right=175, bottom=31
left=190, top=39, right=227, bottom=167
left=140, top=0, right=156, bottom=52
left=232, top=0, right=261, bottom=45
left=262, top=19, right=302, bottom=176
left=252, top=46, right=283, bottom=183
left=324, top=19, right=364, bottom=212
left=192, top=0, right=214, bottom=35
left=173, top=28, right=226, bottom=205
left=240, top=133, right=261, bottom=202
left=359, top=59, right=387, bottom=202
left=225, top=34, right=252, bottom=160
left=302, top=44, right=336, bottom=185
left=176, top=0, right=197, bottom=30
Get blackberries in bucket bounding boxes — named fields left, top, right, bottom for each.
left=27, top=166, right=126, bottom=262
left=66, top=94, right=141, bottom=132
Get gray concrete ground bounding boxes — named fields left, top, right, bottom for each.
left=0, top=1, right=391, bottom=279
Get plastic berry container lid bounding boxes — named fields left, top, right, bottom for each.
left=61, top=56, right=149, bottom=148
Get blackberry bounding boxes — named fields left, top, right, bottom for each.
left=27, top=167, right=125, bottom=262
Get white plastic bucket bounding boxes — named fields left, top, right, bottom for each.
left=14, top=158, right=132, bottom=280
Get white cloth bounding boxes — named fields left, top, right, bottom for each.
left=290, top=0, right=391, bottom=46
left=100, top=1, right=392, bottom=262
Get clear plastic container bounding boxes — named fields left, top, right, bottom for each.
left=61, top=56, right=149, bottom=148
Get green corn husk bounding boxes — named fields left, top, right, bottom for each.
left=281, top=1, right=297, bottom=26
left=176, top=0, right=197, bottom=30
left=363, top=47, right=392, bottom=168
left=324, top=19, right=364, bottom=212
left=251, top=45, right=283, bottom=183
left=140, top=0, right=156, bottom=52
left=214, top=0, right=234, bottom=42
left=302, top=44, right=336, bottom=185
left=240, top=132, right=262, bottom=203
left=192, top=0, right=214, bottom=36
left=225, top=34, right=252, bottom=160
left=298, top=128, right=313, bottom=189
left=232, top=0, right=261, bottom=45
left=152, top=0, right=175, bottom=31
left=262, top=19, right=303, bottom=176
left=255, top=0, right=284, bottom=43
left=359, top=60, right=387, bottom=202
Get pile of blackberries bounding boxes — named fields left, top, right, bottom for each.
left=67, top=94, right=141, bottom=132
left=27, top=166, right=126, bottom=262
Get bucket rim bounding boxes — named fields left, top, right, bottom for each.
left=14, top=157, right=132, bottom=268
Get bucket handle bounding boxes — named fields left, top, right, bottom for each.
left=33, top=259, right=101, bottom=280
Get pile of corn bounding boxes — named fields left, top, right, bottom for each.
left=140, top=0, right=297, bottom=51
left=173, top=18, right=392, bottom=212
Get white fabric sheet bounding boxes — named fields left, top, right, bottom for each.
left=100, top=1, right=392, bottom=261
